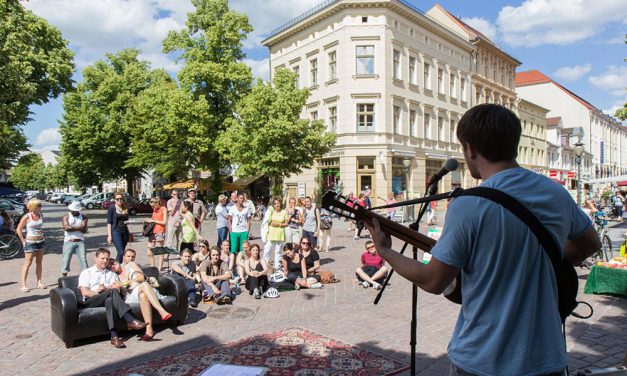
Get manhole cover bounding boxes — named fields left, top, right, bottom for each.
left=206, top=306, right=258, bottom=320
left=15, top=334, right=32, bottom=339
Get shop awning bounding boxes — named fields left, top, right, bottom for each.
left=618, top=181, right=627, bottom=187
left=226, top=174, right=264, bottom=190
left=162, top=179, right=210, bottom=190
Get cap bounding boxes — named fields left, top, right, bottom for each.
left=188, top=188, right=196, bottom=193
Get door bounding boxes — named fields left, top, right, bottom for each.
left=358, top=174, right=373, bottom=194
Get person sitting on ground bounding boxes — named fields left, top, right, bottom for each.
left=236, top=241, right=252, bottom=283
left=355, top=240, right=388, bottom=290
left=78, top=248, right=147, bottom=348
left=171, top=248, right=199, bottom=307
left=244, top=243, right=269, bottom=299
left=219, top=240, right=235, bottom=273
left=192, top=239, right=211, bottom=269
left=281, top=243, right=322, bottom=290
left=199, top=247, right=233, bottom=304
left=299, top=237, right=321, bottom=284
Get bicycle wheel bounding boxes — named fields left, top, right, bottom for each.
left=0, top=230, right=22, bottom=259
left=601, top=235, right=613, bottom=262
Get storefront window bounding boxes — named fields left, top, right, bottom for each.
left=451, top=162, right=464, bottom=189
left=392, top=157, right=408, bottom=195
left=319, top=158, right=341, bottom=194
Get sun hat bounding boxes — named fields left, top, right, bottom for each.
left=188, top=188, right=196, bottom=193
left=68, top=201, right=83, bottom=212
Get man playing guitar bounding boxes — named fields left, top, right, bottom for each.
left=366, top=104, right=600, bottom=376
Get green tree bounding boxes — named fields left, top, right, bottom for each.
left=163, top=0, right=254, bottom=187
left=216, top=69, right=336, bottom=195
left=10, top=153, right=46, bottom=191
left=0, top=0, right=74, bottom=169
left=59, top=49, right=161, bottom=193
left=615, top=104, right=627, bottom=121
left=45, top=163, right=69, bottom=191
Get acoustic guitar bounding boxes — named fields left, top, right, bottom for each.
left=321, top=191, right=462, bottom=304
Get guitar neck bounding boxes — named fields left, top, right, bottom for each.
left=356, top=207, right=436, bottom=252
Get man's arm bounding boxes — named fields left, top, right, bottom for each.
left=199, top=201, right=207, bottom=222
left=79, top=216, right=88, bottom=233
left=80, top=286, right=100, bottom=298
left=366, top=218, right=459, bottom=294
left=564, top=226, right=601, bottom=265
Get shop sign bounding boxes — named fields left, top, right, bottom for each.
left=297, top=182, right=306, bottom=198
left=567, top=171, right=575, bottom=179
left=549, top=170, right=557, bottom=177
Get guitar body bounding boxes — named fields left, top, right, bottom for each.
left=321, top=191, right=462, bottom=304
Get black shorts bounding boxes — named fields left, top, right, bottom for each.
left=356, top=265, right=386, bottom=284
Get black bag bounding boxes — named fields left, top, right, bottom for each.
left=142, top=221, right=155, bottom=237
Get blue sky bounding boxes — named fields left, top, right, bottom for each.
left=23, top=0, right=626, bottom=150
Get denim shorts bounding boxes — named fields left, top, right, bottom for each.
left=24, top=241, right=45, bottom=253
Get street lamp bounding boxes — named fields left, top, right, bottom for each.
left=573, top=141, right=585, bottom=206
left=402, top=158, right=413, bottom=221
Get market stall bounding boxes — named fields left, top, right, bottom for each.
left=584, top=257, right=627, bottom=297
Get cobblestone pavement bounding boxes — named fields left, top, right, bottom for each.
left=0, top=203, right=624, bottom=376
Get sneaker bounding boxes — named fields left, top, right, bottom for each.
left=216, top=295, right=225, bottom=305
left=361, top=281, right=370, bottom=289
left=233, top=276, right=241, bottom=284
left=223, top=295, right=232, bottom=305
left=309, top=282, right=322, bottom=289
left=294, top=283, right=300, bottom=291
left=253, top=287, right=261, bottom=299
left=372, top=282, right=381, bottom=290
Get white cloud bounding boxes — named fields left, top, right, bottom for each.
left=461, top=17, right=498, bottom=42
left=553, top=64, right=591, bottom=82
left=34, top=128, right=61, bottom=147
left=497, top=0, right=627, bottom=47
left=244, top=58, right=270, bottom=81
left=589, top=66, right=627, bottom=96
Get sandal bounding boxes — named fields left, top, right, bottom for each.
left=161, top=312, right=172, bottom=321
left=20, top=286, right=30, bottom=293
left=37, top=283, right=47, bottom=289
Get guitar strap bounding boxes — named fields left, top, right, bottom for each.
left=456, top=187, right=592, bottom=328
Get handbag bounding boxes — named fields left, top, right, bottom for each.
left=142, top=221, right=155, bottom=237
left=317, top=270, right=340, bottom=284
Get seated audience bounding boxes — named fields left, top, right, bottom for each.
left=282, top=243, right=322, bottom=290
left=355, top=240, right=388, bottom=290
left=171, top=248, right=199, bottom=307
left=78, top=248, right=146, bottom=348
left=109, top=256, right=171, bottom=341
left=299, top=236, right=321, bottom=283
left=236, top=241, right=252, bottom=282
left=192, top=239, right=210, bottom=268
left=199, top=247, right=233, bottom=304
left=244, top=243, right=268, bottom=299
left=219, top=240, right=235, bottom=273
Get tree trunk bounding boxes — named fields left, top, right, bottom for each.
left=126, top=174, right=135, bottom=197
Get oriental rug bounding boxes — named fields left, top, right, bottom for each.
left=99, top=327, right=407, bottom=376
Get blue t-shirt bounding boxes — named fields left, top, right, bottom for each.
left=431, top=168, right=591, bottom=376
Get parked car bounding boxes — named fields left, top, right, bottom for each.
left=49, top=193, right=64, bottom=203
left=101, top=196, right=165, bottom=215
left=2, top=199, right=26, bottom=214
left=61, top=194, right=83, bottom=205
left=82, top=192, right=114, bottom=209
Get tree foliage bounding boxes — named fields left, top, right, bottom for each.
left=163, top=0, right=253, bottom=173
left=216, top=68, right=336, bottom=183
left=0, top=0, right=74, bottom=169
left=615, top=104, right=627, bottom=121
left=10, top=153, right=46, bottom=191
left=59, top=49, right=161, bottom=192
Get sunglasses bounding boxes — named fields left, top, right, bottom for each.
left=199, top=245, right=208, bottom=248
left=366, top=245, right=376, bottom=250
left=115, top=198, right=123, bottom=201
left=300, top=242, right=310, bottom=245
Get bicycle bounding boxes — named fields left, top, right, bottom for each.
left=590, top=213, right=613, bottom=262
left=206, top=202, right=217, bottom=220
left=0, top=229, right=22, bottom=259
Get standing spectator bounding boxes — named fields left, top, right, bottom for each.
left=171, top=248, right=199, bottom=308
left=180, top=201, right=202, bottom=252
left=166, top=191, right=182, bottom=250
left=227, top=193, right=251, bottom=255
left=146, top=198, right=167, bottom=272
left=107, top=193, right=130, bottom=263
left=364, top=188, right=373, bottom=209
left=0, top=209, right=15, bottom=230
left=262, top=198, right=288, bottom=271
left=245, top=243, right=269, bottom=299
left=302, top=196, right=320, bottom=249
left=199, top=247, right=233, bottom=304
left=17, top=198, right=46, bottom=292
left=226, top=191, right=237, bottom=211
left=353, top=193, right=367, bottom=240
left=355, top=240, right=388, bottom=290
left=215, top=194, right=229, bottom=247
left=185, top=188, right=207, bottom=230
left=318, top=208, right=333, bottom=252
left=285, top=197, right=303, bottom=244
left=61, top=201, right=89, bottom=277
left=385, top=193, right=397, bottom=220
left=613, top=191, right=624, bottom=221
left=427, top=201, right=437, bottom=226
left=346, top=192, right=357, bottom=231
left=243, top=193, right=256, bottom=219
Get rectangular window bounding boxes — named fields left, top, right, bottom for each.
left=409, top=109, right=416, bottom=137
left=423, top=63, right=431, bottom=89
left=310, top=58, right=318, bottom=85
left=328, top=106, right=337, bottom=132
left=357, top=103, right=374, bottom=132
left=450, top=120, right=456, bottom=143
left=393, top=49, right=401, bottom=79
left=393, top=105, right=401, bottom=134
left=449, top=73, right=456, bottom=98
left=438, top=116, right=444, bottom=141
left=356, top=45, right=374, bottom=75
left=461, top=78, right=467, bottom=101
left=409, top=57, right=417, bottom=85
left=328, top=51, right=337, bottom=81
left=293, top=65, right=300, bottom=88
left=311, top=111, right=318, bottom=121
left=424, top=113, right=431, bottom=139
left=437, top=68, right=444, bottom=94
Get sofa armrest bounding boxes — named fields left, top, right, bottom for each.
left=50, top=288, right=79, bottom=347
left=158, top=274, right=188, bottom=318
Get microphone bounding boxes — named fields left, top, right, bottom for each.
left=427, top=158, right=458, bottom=186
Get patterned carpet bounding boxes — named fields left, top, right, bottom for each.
left=100, top=327, right=407, bottom=376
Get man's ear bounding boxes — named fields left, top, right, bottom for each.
left=464, top=143, right=478, bottom=159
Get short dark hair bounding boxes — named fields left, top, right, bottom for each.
left=180, top=248, right=193, bottom=256
left=124, top=248, right=136, bottom=256
left=95, top=248, right=110, bottom=257
left=456, top=104, right=521, bottom=162
left=183, top=200, right=193, bottom=211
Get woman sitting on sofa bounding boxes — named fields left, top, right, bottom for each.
left=108, top=257, right=171, bottom=341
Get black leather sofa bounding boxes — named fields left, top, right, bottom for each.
left=50, top=267, right=188, bottom=348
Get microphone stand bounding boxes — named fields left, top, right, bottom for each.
left=372, top=180, right=444, bottom=376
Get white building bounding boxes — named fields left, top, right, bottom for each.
left=516, top=70, right=627, bottom=182
left=263, top=0, right=522, bottom=201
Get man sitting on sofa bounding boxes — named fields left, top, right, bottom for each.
left=78, top=248, right=147, bottom=348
